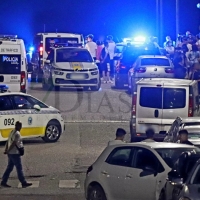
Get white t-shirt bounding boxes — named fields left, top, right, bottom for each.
left=85, top=41, right=97, bottom=58
left=7, top=129, right=23, bottom=154
left=107, top=140, right=125, bottom=146
left=108, top=42, right=116, bottom=59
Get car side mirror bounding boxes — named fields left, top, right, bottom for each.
left=33, top=105, right=41, bottom=111
left=45, top=60, right=51, bottom=64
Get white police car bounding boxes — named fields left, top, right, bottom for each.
left=42, top=47, right=100, bottom=91
left=0, top=85, right=64, bottom=142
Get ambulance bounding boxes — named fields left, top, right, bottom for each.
left=30, top=32, right=84, bottom=82
left=0, top=85, right=65, bottom=142
left=0, top=35, right=27, bottom=93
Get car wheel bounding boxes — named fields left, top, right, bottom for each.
left=90, top=79, right=101, bottom=91
left=88, top=185, right=107, bottom=200
left=42, top=122, right=61, bottom=143
left=159, top=190, right=166, bottom=200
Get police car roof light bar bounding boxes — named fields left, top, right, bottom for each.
left=0, top=35, right=18, bottom=39
left=0, top=85, right=9, bottom=93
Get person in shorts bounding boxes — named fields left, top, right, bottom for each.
left=100, top=41, right=112, bottom=83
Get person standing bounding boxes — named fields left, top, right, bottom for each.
left=142, top=128, right=155, bottom=142
left=96, top=40, right=104, bottom=78
left=85, top=34, right=97, bottom=60
left=178, top=130, right=193, bottom=145
left=100, top=41, right=112, bottom=83
left=1, top=121, right=32, bottom=188
left=107, top=35, right=116, bottom=81
left=108, top=128, right=127, bottom=146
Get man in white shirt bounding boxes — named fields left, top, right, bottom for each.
left=142, top=128, right=156, bottom=142
left=85, top=34, right=97, bottom=60
left=1, top=121, right=32, bottom=188
left=108, top=128, right=126, bottom=146
left=107, top=35, right=116, bottom=80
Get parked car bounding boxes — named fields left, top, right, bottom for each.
left=164, top=116, right=200, bottom=148
left=85, top=142, right=199, bottom=200
left=128, top=55, right=174, bottom=92
left=160, top=151, right=200, bottom=200
left=130, top=78, right=200, bottom=142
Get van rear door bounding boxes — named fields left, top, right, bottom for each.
left=0, top=45, right=21, bottom=92
left=161, top=86, right=188, bottom=132
left=136, top=85, right=163, bottom=135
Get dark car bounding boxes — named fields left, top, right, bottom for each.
left=160, top=151, right=200, bottom=200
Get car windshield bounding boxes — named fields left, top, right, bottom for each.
left=56, top=48, right=93, bottom=62
left=155, top=148, right=199, bottom=168
left=141, top=58, right=170, bottom=66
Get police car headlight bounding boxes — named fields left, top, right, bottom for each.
left=91, top=71, right=98, bottom=75
left=54, top=71, right=64, bottom=75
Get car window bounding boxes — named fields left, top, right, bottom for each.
left=155, top=148, right=198, bottom=168
left=106, top=147, right=132, bottom=167
left=192, top=165, right=200, bottom=184
left=0, top=96, right=13, bottom=110
left=56, top=48, right=93, bottom=62
left=11, top=95, right=34, bottom=109
left=133, top=148, right=163, bottom=172
left=140, top=87, right=162, bottom=109
left=141, top=58, right=170, bottom=66
left=163, top=88, right=186, bottom=109
left=27, top=96, right=48, bottom=108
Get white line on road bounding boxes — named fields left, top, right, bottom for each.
left=59, top=180, right=80, bottom=188
left=64, top=120, right=129, bottom=123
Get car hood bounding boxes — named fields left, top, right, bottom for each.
left=54, top=62, right=97, bottom=70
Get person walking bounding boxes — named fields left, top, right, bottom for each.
left=178, top=130, right=193, bottom=145
left=108, top=128, right=127, bottom=146
left=142, top=128, right=155, bottom=142
left=107, top=35, right=116, bottom=81
left=100, top=41, right=112, bottom=83
left=85, top=34, right=97, bottom=60
left=1, top=121, right=32, bottom=188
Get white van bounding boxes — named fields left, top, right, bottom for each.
left=0, top=35, right=27, bottom=93
left=130, top=78, right=200, bottom=142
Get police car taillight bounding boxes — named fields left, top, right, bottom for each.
left=20, top=71, right=26, bottom=91
left=0, top=85, right=9, bottom=93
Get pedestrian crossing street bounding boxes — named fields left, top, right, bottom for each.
left=2, top=179, right=82, bottom=189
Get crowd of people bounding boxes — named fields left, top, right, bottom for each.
left=160, top=31, right=200, bottom=87
left=84, top=34, right=116, bottom=83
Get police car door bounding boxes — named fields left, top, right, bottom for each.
left=10, top=95, right=44, bottom=138
left=0, top=95, right=20, bottom=141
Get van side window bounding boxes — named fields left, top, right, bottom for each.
left=140, top=87, right=162, bottom=108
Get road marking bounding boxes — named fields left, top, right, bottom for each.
left=59, top=180, right=80, bottom=188
left=18, top=181, right=40, bottom=188
left=65, top=120, right=129, bottom=123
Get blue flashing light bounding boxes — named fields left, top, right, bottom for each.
left=0, top=85, right=9, bottom=93
left=29, top=47, right=34, bottom=51
left=134, top=36, right=146, bottom=42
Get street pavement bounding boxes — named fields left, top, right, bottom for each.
left=0, top=81, right=131, bottom=200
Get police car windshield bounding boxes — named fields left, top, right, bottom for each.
left=155, top=148, right=199, bottom=168
left=141, top=58, right=170, bottom=66
left=0, top=55, right=21, bottom=74
left=56, top=49, right=93, bottom=63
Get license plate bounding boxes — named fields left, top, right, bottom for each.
left=70, top=74, right=85, bottom=80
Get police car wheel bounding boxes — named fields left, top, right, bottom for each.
left=42, top=122, right=61, bottom=143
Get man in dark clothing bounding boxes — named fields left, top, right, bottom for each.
left=178, top=129, right=193, bottom=145
left=174, top=56, right=187, bottom=79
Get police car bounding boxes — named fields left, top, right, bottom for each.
left=42, top=46, right=100, bottom=91
left=0, top=85, right=64, bottom=142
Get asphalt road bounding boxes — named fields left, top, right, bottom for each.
left=0, top=82, right=131, bottom=200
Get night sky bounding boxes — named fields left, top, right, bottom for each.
left=0, top=0, right=199, bottom=46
